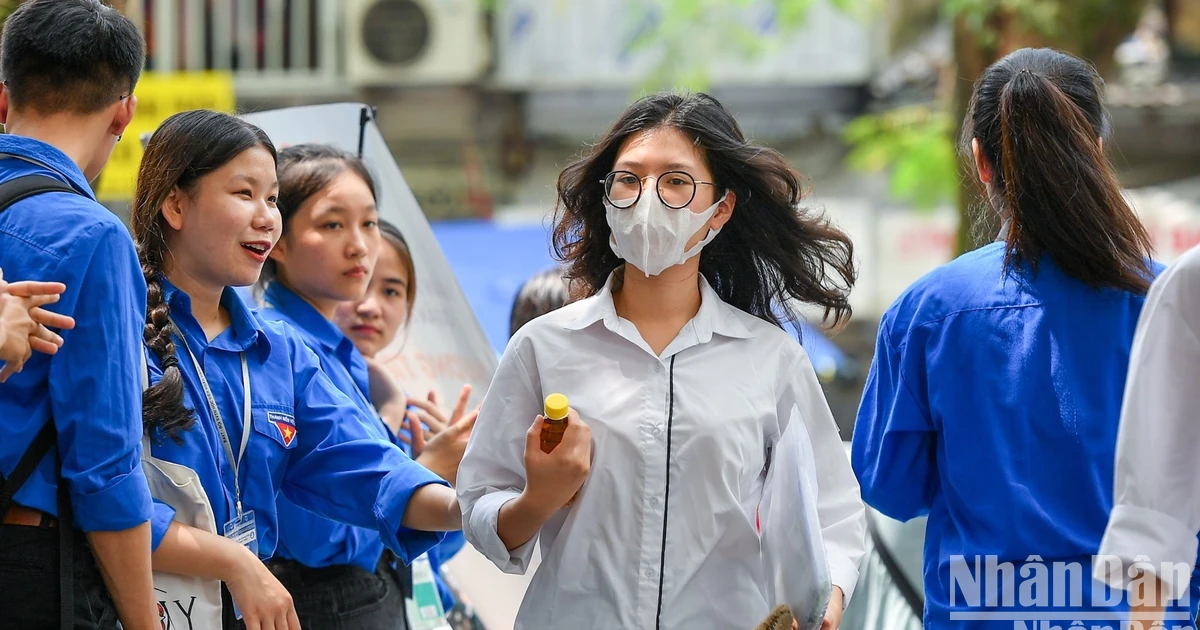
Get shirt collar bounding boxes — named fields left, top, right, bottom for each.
left=0, top=135, right=97, bottom=199
left=160, top=275, right=271, bottom=356
left=564, top=268, right=754, bottom=343
left=261, top=282, right=349, bottom=355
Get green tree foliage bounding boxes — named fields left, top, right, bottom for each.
left=845, top=0, right=1147, bottom=252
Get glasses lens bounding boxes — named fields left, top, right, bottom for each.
left=657, top=171, right=697, bottom=209
left=604, top=172, right=641, bottom=208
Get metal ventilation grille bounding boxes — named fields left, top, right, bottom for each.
left=362, top=0, right=431, bottom=66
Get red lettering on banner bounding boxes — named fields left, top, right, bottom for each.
left=1171, top=226, right=1200, bottom=254
left=897, top=225, right=955, bottom=259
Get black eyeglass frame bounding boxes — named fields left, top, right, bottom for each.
left=600, top=170, right=720, bottom=210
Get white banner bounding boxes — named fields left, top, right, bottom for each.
left=241, top=103, right=498, bottom=406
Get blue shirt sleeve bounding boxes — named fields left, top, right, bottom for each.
left=48, top=219, right=153, bottom=531
left=851, top=315, right=938, bottom=522
left=150, top=499, right=178, bottom=551
left=278, top=335, right=449, bottom=564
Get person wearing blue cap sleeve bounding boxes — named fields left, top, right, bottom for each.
left=130, top=110, right=462, bottom=630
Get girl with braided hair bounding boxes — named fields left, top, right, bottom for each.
left=132, top=109, right=462, bottom=630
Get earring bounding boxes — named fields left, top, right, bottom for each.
left=117, top=135, right=123, bottom=141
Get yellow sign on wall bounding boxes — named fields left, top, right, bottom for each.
left=95, top=71, right=236, bottom=201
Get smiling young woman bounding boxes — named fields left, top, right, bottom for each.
left=131, top=115, right=462, bottom=630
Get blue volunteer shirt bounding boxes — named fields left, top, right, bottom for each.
left=146, top=277, right=447, bottom=563
left=851, top=242, right=1198, bottom=629
left=0, top=135, right=151, bottom=532
left=260, top=281, right=399, bottom=572
left=260, top=283, right=466, bottom=609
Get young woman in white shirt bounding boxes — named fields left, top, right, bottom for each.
left=457, top=91, right=867, bottom=630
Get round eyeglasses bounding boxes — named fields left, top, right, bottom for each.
left=601, top=170, right=718, bottom=210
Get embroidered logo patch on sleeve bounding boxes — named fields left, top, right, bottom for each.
left=268, top=411, right=297, bottom=447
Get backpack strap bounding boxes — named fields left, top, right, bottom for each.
left=0, top=173, right=83, bottom=630
left=0, top=421, right=57, bottom=519
left=0, top=172, right=81, bottom=517
left=0, top=174, right=78, bottom=216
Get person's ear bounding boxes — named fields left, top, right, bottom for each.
left=109, top=94, right=137, bottom=138
left=162, top=187, right=187, bottom=231
left=710, top=190, right=737, bottom=231
left=972, top=138, right=993, bottom=184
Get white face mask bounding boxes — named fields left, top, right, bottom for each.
left=605, top=188, right=727, bottom=277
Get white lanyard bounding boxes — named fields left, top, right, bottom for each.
left=348, top=373, right=382, bottom=421
left=171, top=319, right=252, bottom=519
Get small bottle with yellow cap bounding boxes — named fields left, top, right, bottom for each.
left=541, top=393, right=578, bottom=507
left=540, top=392, right=570, bottom=454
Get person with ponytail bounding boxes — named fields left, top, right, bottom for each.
left=133, top=110, right=462, bottom=630
left=851, top=48, right=1191, bottom=629
left=254, top=145, right=473, bottom=629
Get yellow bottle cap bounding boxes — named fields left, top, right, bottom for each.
left=544, top=393, right=570, bottom=421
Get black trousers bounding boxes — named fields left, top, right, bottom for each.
left=0, top=524, right=118, bottom=629
left=221, top=556, right=411, bottom=630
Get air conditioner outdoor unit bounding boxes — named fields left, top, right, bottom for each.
left=345, top=0, right=490, bottom=86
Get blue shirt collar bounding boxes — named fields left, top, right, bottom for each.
left=159, top=275, right=271, bottom=356
left=260, top=282, right=374, bottom=413
left=261, top=282, right=352, bottom=356
left=0, top=135, right=97, bottom=199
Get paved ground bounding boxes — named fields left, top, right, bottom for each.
left=443, top=545, right=540, bottom=630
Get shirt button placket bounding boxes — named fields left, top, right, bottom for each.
left=636, top=358, right=669, bottom=626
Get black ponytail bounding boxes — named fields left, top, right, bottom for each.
left=964, top=48, right=1153, bottom=294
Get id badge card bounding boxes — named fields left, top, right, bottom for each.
left=405, top=553, right=451, bottom=630
left=223, top=510, right=259, bottom=557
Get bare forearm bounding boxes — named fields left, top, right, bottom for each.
left=86, top=523, right=159, bottom=630
left=497, top=492, right=557, bottom=552
left=377, top=401, right=406, bottom=436
left=400, top=484, right=462, bottom=531
left=151, top=520, right=252, bottom=581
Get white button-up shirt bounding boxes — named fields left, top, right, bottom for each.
left=1097, top=245, right=1200, bottom=600
left=458, top=272, right=866, bottom=629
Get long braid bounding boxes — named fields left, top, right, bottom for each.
left=137, top=229, right=195, bottom=442
left=131, top=109, right=276, bottom=441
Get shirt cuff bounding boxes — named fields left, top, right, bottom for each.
left=70, top=467, right=153, bottom=532
left=466, top=490, right=537, bottom=575
left=374, top=464, right=451, bottom=564
left=150, top=500, right=178, bottom=551
left=1095, top=504, right=1199, bottom=601
left=829, top=554, right=862, bottom=607
left=434, top=530, right=468, bottom=563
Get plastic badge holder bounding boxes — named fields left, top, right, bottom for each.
left=406, top=553, right=451, bottom=630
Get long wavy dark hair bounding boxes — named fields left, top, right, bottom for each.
left=962, top=47, right=1153, bottom=293
left=131, top=110, right=277, bottom=440
left=552, top=91, right=856, bottom=328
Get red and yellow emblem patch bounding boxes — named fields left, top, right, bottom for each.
left=267, top=412, right=297, bottom=448
left=275, top=421, right=296, bottom=447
